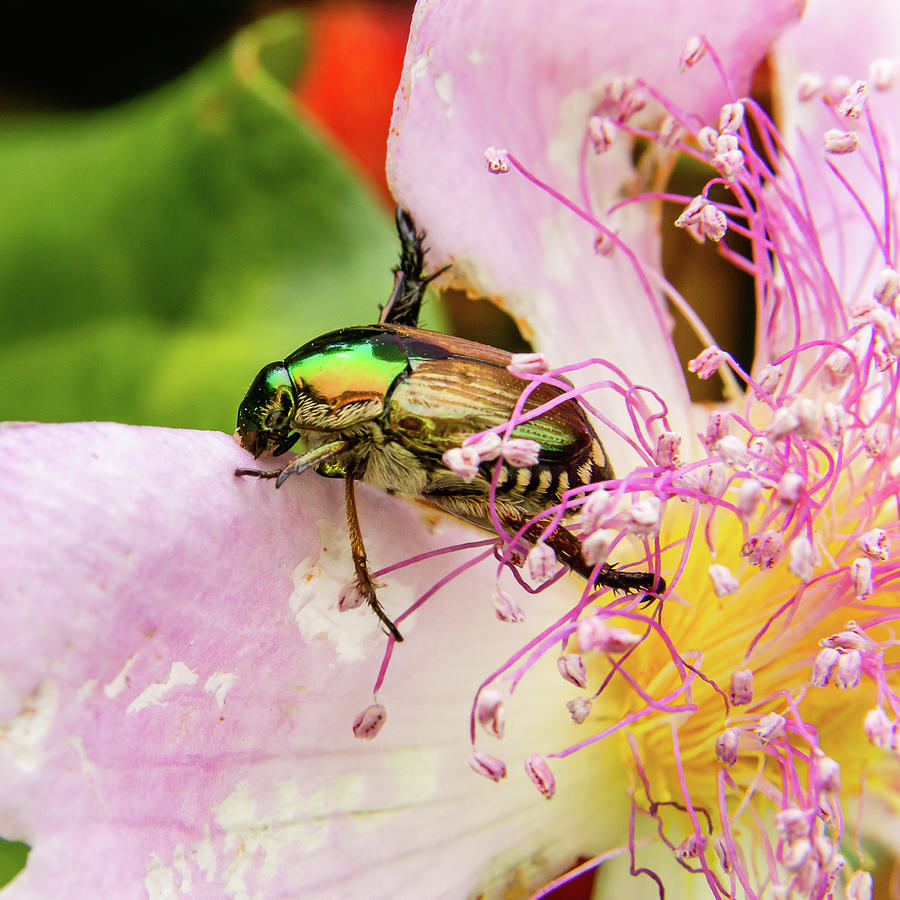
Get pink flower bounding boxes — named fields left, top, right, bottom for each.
left=386, top=0, right=900, bottom=895
left=4, top=0, right=900, bottom=897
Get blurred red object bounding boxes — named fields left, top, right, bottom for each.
left=294, top=1, right=412, bottom=202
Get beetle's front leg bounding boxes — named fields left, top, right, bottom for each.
left=235, top=439, right=350, bottom=487
left=344, top=477, right=404, bottom=642
left=235, top=467, right=282, bottom=480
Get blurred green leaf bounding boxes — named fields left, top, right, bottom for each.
left=0, top=11, right=397, bottom=432
left=0, top=837, right=29, bottom=889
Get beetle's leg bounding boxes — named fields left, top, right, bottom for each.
left=235, top=466, right=282, bottom=479
left=520, top=521, right=666, bottom=597
left=235, top=440, right=350, bottom=486
left=379, top=207, right=450, bottom=327
left=344, top=477, right=404, bottom=642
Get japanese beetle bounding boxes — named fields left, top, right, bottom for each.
left=236, top=209, right=664, bottom=640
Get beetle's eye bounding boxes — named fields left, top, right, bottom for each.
left=263, top=388, right=293, bottom=431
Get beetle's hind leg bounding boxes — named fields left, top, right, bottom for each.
left=521, top=521, right=666, bottom=597
left=380, top=207, right=450, bottom=327
left=344, top=477, right=404, bottom=642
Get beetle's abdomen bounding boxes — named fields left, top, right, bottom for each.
left=427, top=433, right=610, bottom=516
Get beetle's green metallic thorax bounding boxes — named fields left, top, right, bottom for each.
left=282, top=327, right=404, bottom=431
left=281, top=325, right=472, bottom=431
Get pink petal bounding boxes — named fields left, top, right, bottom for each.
left=0, top=423, right=625, bottom=898
left=773, top=0, right=900, bottom=318
left=388, top=0, right=801, bottom=435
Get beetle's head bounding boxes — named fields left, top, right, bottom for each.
left=235, top=362, right=299, bottom=458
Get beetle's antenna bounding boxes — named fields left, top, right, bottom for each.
left=380, top=207, right=447, bottom=327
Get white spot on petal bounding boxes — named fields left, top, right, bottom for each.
left=0, top=678, right=59, bottom=771
left=144, top=854, right=177, bottom=900
left=433, top=71, right=454, bottom=117
left=104, top=652, right=139, bottom=699
left=408, top=53, right=428, bottom=87
left=67, top=735, right=95, bottom=775
left=204, top=672, right=237, bottom=710
left=126, top=662, right=198, bottom=714
left=76, top=678, right=98, bottom=701
left=290, top=519, right=416, bottom=662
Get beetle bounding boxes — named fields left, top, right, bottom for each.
left=235, top=208, right=664, bottom=640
